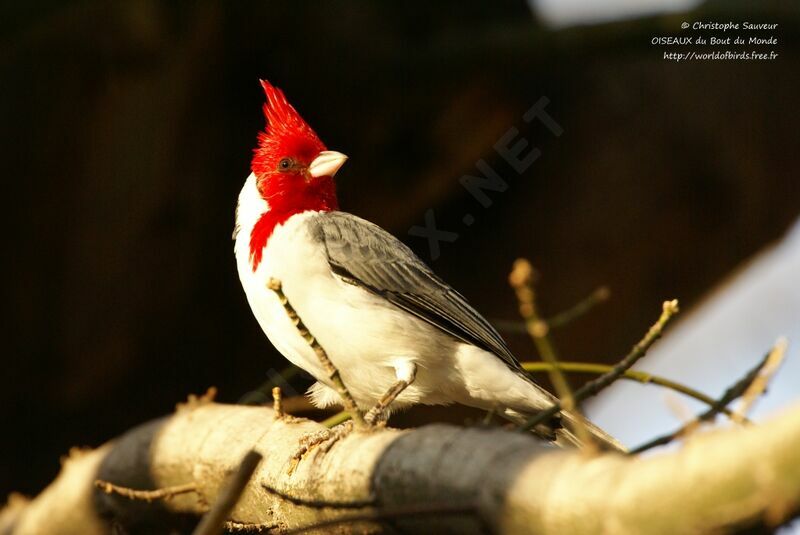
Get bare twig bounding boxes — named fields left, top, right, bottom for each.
left=267, top=278, right=365, bottom=427
left=547, top=286, right=611, bottom=329
left=491, top=319, right=534, bottom=335
left=522, top=299, right=679, bottom=432
left=262, top=483, right=375, bottom=509
left=272, top=386, right=284, bottom=418
left=664, top=392, right=695, bottom=424
left=280, top=502, right=478, bottom=535
left=509, top=259, right=593, bottom=447
left=630, top=349, right=775, bottom=454
left=576, top=300, right=679, bottom=399
left=178, top=387, right=218, bottom=411
left=224, top=519, right=276, bottom=532
left=238, top=365, right=299, bottom=405
left=193, top=450, right=263, bottom=535
left=522, top=360, right=746, bottom=422
left=493, top=286, right=610, bottom=334
left=733, top=338, right=788, bottom=423
left=94, top=481, right=198, bottom=502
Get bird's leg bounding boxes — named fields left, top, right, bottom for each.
left=292, top=363, right=416, bottom=463
left=364, top=381, right=409, bottom=426
left=364, top=362, right=417, bottom=426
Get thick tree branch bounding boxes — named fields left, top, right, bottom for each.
left=5, top=401, right=800, bottom=534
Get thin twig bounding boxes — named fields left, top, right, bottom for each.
left=546, top=286, right=611, bottom=329
left=238, top=365, right=299, bottom=405
left=267, top=278, right=365, bottom=427
left=630, top=349, right=775, bottom=454
left=522, top=299, right=679, bottom=432
left=279, top=502, right=477, bottom=535
left=522, top=361, right=746, bottom=422
left=94, top=480, right=198, bottom=502
left=193, top=450, right=263, bottom=535
left=545, top=286, right=611, bottom=329
left=322, top=410, right=351, bottom=428
left=509, top=259, right=592, bottom=447
left=575, top=300, right=679, bottom=399
left=492, top=286, right=610, bottom=334
left=178, top=387, right=218, bottom=411
left=262, top=483, right=375, bottom=509
left=732, top=338, right=788, bottom=423
left=224, top=520, right=276, bottom=532
left=272, top=386, right=284, bottom=418
left=490, top=319, right=533, bottom=335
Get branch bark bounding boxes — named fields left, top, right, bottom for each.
left=4, top=399, right=800, bottom=534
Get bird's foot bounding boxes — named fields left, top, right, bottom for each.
left=292, top=420, right=355, bottom=463
left=363, top=407, right=389, bottom=427
left=362, top=376, right=412, bottom=427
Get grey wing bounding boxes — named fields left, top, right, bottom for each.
left=308, top=211, right=524, bottom=373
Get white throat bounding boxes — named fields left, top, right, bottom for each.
left=233, top=173, right=269, bottom=260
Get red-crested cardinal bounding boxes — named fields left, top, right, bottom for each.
left=234, top=80, right=623, bottom=450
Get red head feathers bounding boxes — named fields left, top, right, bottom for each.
left=252, top=81, right=326, bottom=178
left=248, top=80, right=343, bottom=270
left=250, top=80, right=340, bottom=210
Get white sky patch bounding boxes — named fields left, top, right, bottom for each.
left=530, top=0, right=702, bottom=28
left=587, top=214, right=800, bottom=453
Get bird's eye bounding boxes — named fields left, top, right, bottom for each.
left=278, top=158, right=292, bottom=170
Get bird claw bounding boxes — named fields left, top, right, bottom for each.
left=289, top=407, right=392, bottom=473
left=363, top=408, right=388, bottom=427
left=292, top=421, right=355, bottom=463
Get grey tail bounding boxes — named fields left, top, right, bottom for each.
left=503, top=407, right=627, bottom=453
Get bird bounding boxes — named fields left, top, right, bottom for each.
left=234, top=80, right=623, bottom=451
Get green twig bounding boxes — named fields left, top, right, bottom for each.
left=322, top=354, right=748, bottom=430
left=322, top=410, right=352, bottom=428
left=522, top=361, right=745, bottom=422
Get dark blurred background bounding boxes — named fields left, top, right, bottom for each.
left=2, top=0, right=798, bottom=497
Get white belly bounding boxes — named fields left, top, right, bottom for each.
left=236, top=211, right=461, bottom=409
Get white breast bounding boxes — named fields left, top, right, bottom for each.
left=234, top=174, right=332, bottom=381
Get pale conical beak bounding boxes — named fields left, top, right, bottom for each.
left=308, top=151, right=348, bottom=178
